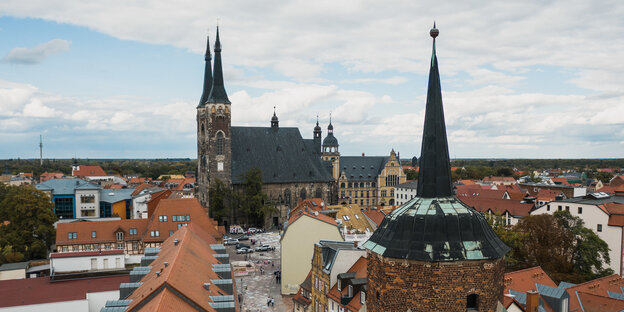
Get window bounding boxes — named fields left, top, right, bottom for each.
left=116, top=232, right=124, bottom=241
left=381, top=190, right=387, bottom=197
left=216, top=132, right=224, bottom=155
left=177, top=223, right=188, bottom=229
left=385, top=174, right=399, bottom=186
left=578, top=207, right=582, bottom=214
left=547, top=204, right=550, bottom=211
left=150, top=230, right=160, bottom=237
left=169, top=230, right=174, bottom=236
left=158, top=215, right=167, bottom=222
left=129, top=228, right=137, bottom=235
left=72, top=245, right=78, bottom=251
left=68, top=232, right=77, bottom=239
left=117, top=243, right=124, bottom=249
left=105, top=244, right=111, bottom=250
left=565, top=206, right=570, bottom=211
left=558, top=205, right=562, bottom=211
left=80, top=195, right=95, bottom=203
left=597, top=224, right=603, bottom=232
left=360, top=291, right=365, bottom=304
left=342, top=215, right=350, bottom=221
left=132, top=242, right=138, bottom=250
left=354, top=214, right=359, bottom=220
left=467, top=294, right=478, bottom=310
left=348, top=285, right=353, bottom=297
left=92, top=231, right=96, bottom=238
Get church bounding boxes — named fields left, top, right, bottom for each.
left=196, top=28, right=405, bottom=228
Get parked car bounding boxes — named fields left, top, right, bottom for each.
left=230, top=226, right=244, bottom=234
left=236, top=247, right=253, bottom=254
left=224, top=238, right=239, bottom=246
left=238, top=235, right=250, bottom=241
left=255, top=244, right=275, bottom=252
left=236, top=243, right=251, bottom=249
left=247, top=228, right=257, bottom=234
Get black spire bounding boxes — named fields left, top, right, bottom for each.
left=416, top=23, right=452, bottom=198
left=197, top=35, right=213, bottom=108
left=208, top=26, right=231, bottom=104
left=271, top=106, right=279, bottom=129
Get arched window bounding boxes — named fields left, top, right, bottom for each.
left=216, top=132, right=224, bottom=155
left=348, top=182, right=352, bottom=188
left=372, top=182, right=376, bottom=187
left=300, top=188, right=307, bottom=200
left=315, top=188, right=322, bottom=198
left=340, top=183, right=345, bottom=188
left=201, top=123, right=205, bottom=136
left=284, top=189, right=291, bottom=206
left=467, top=294, right=478, bottom=310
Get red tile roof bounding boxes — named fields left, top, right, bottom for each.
left=457, top=197, right=533, bottom=217
left=125, top=223, right=233, bottom=312
left=144, top=198, right=220, bottom=242
left=362, top=208, right=386, bottom=227
left=72, top=165, right=106, bottom=178
left=326, top=257, right=367, bottom=312
left=290, top=198, right=325, bottom=217
left=50, top=250, right=124, bottom=258
left=565, top=274, right=624, bottom=312
left=147, top=190, right=172, bottom=218
left=503, top=267, right=557, bottom=309
left=40, top=172, right=65, bottom=182
left=104, top=184, right=124, bottom=189
left=536, top=189, right=565, bottom=202
left=0, top=275, right=128, bottom=308
left=287, top=209, right=337, bottom=227
left=576, top=291, right=624, bottom=312
left=56, top=219, right=148, bottom=245
left=551, top=177, right=569, bottom=185
left=483, top=176, right=516, bottom=183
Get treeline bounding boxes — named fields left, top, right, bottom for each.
left=449, top=159, right=624, bottom=171
left=0, top=159, right=197, bottom=180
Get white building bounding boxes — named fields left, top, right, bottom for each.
left=131, top=187, right=165, bottom=219
left=530, top=192, right=624, bottom=275
left=50, top=250, right=126, bottom=274
left=394, top=180, right=418, bottom=206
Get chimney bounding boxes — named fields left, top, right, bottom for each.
left=526, top=290, right=539, bottom=312
left=174, top=239, right=179, bottom=246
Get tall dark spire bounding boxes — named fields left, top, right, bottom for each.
left=271, top=106, right=279, bottom=129
left=416, top=23, right=452, bottom=198
left=208, top=26, right=231, bottom=104
left=197, top=35, right=213, bottom=108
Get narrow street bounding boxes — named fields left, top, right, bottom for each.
left=227, top=231, right=293, bottom=312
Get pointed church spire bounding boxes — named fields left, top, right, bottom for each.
left=198, top=35, right=213, bottom=108
left=416, top=23, right=452, bottom=198
left=271, top=106, right=279, bottom=129
left=208, top=26, right=231, bottom=104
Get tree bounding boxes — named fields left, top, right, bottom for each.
left=554, top=210, right=614, bottom=280
left=238, top=168, right=276, bottom=227
left=404, top=169, right=418, bottom=180
left=209, top=178, right=231, bottom=221
left=0, top=185, right=57, bottom=263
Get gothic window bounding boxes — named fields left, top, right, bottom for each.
left=300, top=188, right=307, bottom=200
left=340, top=183, right=345, bottom=188
left=201, top=123, right=205, bottom=136
left=386, top=175, right=399, bottom=186
left=284, top=189, right=291, bottom=206
left=216, top=132, right=224, bottom=155
left=201, top=155, right=206, bottom=168
left=315, top=188, right=322, bottom=198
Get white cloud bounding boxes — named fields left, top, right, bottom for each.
left=2, top=39, right=71, bottom=64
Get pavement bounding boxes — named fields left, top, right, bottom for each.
left=227, top=231, right=293, bottom=312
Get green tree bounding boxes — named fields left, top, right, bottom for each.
left=554, top=210, right=614, bottom=280
left=238, top=168, right=276, bottom=227
left=404, top=169, right=418, bottom=180
left=209, top=178, right=231, bottom=221
left=0, top=185, right=57, bottom=263
left=485, top=213, right=527, bottom=269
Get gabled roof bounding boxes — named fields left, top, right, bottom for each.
left=457, top=197, right=533, bottom=217
left=361, top=208, right=386, bottom=227
left=503, top=266, right=558, bottom=309
left=72, top=165, right=106, bottom=178
left=340, top=156, right=389, bottom=182
left=56, top=218, right=148, bottom=245
left=483, top=176, right=517, bottom=183
left=125, top=223, right=234, bottom=312
left=36, top=178, right=101, bottom=195
left=231, top=127, right=333, bottom=184
left=144, top=198, right=220, bottom=242
left=326, top=256, right=367, bottom=311
left=576, top=292, right=624, bottom=312
left=287, top=210, right=338, bottom=227
left=536, top=189, right=566, bottom=202
left=290, top=198, right=325, bottom=216
left=565, top=274, right=624, bottom=312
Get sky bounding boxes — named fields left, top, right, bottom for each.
left=0, top=0, right=623, bottom=159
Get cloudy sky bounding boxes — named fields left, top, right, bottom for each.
left=1, top=0, right=623, bottom=159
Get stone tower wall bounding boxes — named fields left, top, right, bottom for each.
left=366, top=250, right=505, bottom=312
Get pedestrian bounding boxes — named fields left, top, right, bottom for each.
left=271, top=298, right=274, bottom=307
left=267, top=297, right=271, bottom=307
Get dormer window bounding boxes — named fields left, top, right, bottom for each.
left=360, top=290, right=365, bottom=304
left=116, top=232, right=124, bottom=241
left=348, top=285, right=353, bottom=297
left=337, top=279, right=341, bottom=291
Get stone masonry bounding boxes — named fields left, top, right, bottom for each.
left=366, top=250, right=505, bottom=312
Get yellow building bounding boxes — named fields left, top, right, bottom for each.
left=281, top=210, right=343, bottom=295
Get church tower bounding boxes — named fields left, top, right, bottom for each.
left=313, top=115, right=322, bottom=153
left=321, top=116, right=340, bottom=180
left=197, top=27, right=232, bottom=208
left=364, top=25, right=509, bottom=312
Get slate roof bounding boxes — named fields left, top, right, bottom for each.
left=231, top=126, right=333, bottom=184
left=0, top=261, right=29, bottom=271
left=396, top=180, right=418, bottom=189
left=100, top=188, right=135, bottom=204
left=340, top=156, right=389, bottom=182
left=36, top=178, right=101, bottom=195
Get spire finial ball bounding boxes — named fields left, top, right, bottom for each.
left=430, top=24, right=439, bottom=39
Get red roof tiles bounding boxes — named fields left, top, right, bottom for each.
left=56, top=218, right=148, bottom=245
left=0, top=275, right=128, bottom=308
left=362, top=208, right=386, bottom=227
left=457, top=197, right=533, bottom=217
left=50, top=250, right=124, bottom=258
left=72, top=165, right=106, bottom=178
left=566, top=274, right=624, bottom=312
left=144, top=198, right=220, bottom=242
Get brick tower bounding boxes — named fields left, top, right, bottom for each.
left=197, top=27, right=232, bottom=208
left=363, top=24, right=509, bottom=312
